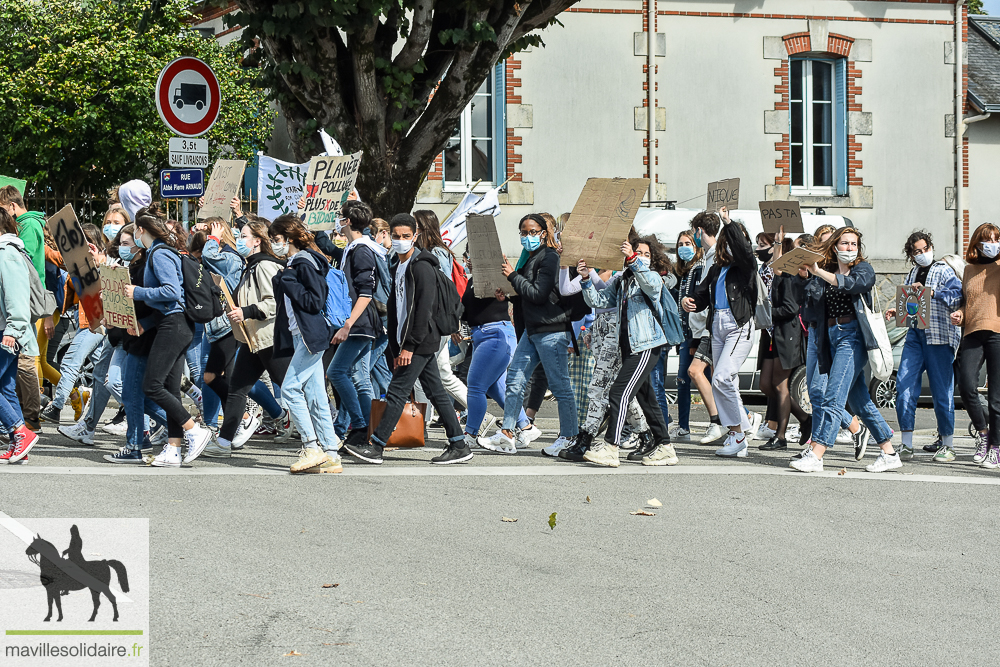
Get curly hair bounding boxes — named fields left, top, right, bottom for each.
left=902, top=230, right=933, bottom=264
left=629, top=234, right=673, bottom=275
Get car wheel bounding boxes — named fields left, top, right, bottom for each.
left=790, top=366, right=810, bottom=415
left=869, top=375, right=897, bottom=409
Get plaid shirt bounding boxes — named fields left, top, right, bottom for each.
left=905, top=262, right=962, bottom=350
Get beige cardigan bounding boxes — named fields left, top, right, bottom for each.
left=235, top=258, right=283, bottom=351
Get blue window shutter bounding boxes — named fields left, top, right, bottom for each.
left=834, top=58, right=848, bottom=196
left=494, top=61, right=506, bottom=189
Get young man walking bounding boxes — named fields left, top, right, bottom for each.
left=342, top=214, right=471, bottom=465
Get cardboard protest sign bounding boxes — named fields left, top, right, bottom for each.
left=46, top=205, right=104, bottom=325
left=302, top=151, right=363, bottom=231
left=99, top=265, right=138, bottom=335
left=560, top=177, right=650, bottom=269
left=759, top=200, right=803, bottom=234
left=198, top=159, right=247, bottom=220
left=770, top=246, right=824, bottom=275
left=895, top=285, right=930, bottom=329
left=0, top=175, right=26, bottom=197
left=211, top=275, right=257, bottom=353
left=706, top=178, right=740, bottom=213
left=465, top=214, right=510, bottom=298
left=257, top=154, right=309, bottom=220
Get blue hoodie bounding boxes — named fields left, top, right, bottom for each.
left=133, top=239, right=185, bottom=328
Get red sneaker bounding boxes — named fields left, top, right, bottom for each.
left=9, top=426, right=38, bottom=463
left=0, top=440, right=26, bottom=463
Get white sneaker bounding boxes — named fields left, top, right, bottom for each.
left=700, top=423, right=726, bottom=444
left=619, top=431, right=641, bottom=451
left=866, top=452, right=903, bottom=473
left=785, top=425, right=800, bottom=442
left=835, top=428, right=853, bottom=445
left=150, top=426, right=168, bottom=446
left=715, top=432, right=749, bottom=458
left=642, top=443, right=679, bottom=466
left=789, top=449, right=823, bottom=473
left=746, top=412, right=764, bottom=440
left=274, top=410, right=294, bottom=443
left=58, top=422, right=94, bottom=445
left=463, top=434, right=479, bottom=451
left=791, top=444, right=813, bottom=460
left=477, top=414, right=499, bottom=438
left=515, top=424, right=543, bottom=449
left=478, top=430, right=516, bottom=454
left=101, top=421, right=128, bottom=436
left=202, top=435, right=231, bottom=458
left=151, top=444, right=182, bottom=468
left=583, top=442, right=620, bottom=467
left=542, top=436, right=574, bottom=457
left=232, top=411, right=261, bottom=450
left=755, top=424, right=777, bottom=441
left=182, top=425, right=212, bottom=463
left=668, top=426, right=690, bottom=440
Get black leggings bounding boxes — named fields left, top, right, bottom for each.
left=606, top=346, right=669, bottom=447
left=143, top=313, right=195, bottom=438
left=958, top=330, right=1000, bottom=436
left=220, top=344, right=290, bottom=441
left=204, top=333, right=238, bottom=409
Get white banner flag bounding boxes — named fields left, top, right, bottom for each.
left=257, top=154, right=309, bottom=220
left=439, top=187, right=502, bottom=248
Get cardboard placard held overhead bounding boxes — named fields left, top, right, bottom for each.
left=560, top=177, right=650, bottom=269
left=46, top=205, right=104, bottom=325
left=302, top=151, right=363, bottom=231
left=759, top=200, right=804, bottom=234
left=706, top=178, right=740, bottom=213
left=770, top=246, right=825, bottom=275
left=198, top=159, right=247, bottom=220
left=0, top=175, right=27, bottom=197
left=99, top=265, right=138, bottom=336
left=895, top=285, right=930, bottom=329
left=465, top=214, right=510, bottom=298
left=211, top=274, right=257, bottom=353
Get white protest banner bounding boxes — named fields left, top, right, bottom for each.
left=46, top=205, right=104, bottom=325
left=466, top=214, right=510, bottom=298
left=759, top=200, right=803, bottom=234
left=302, top=151, right=363, bottom=231
left=440, top=186, right=502, bottom=248
left=199, top=159, right=246, bottom=220
left=99, top=265, right=138, bottom=335
left=706, top=178, right=740, bottom=213
left=257, top=154, right=309, bottom=220
left=560, top=177, right=650, bottom=269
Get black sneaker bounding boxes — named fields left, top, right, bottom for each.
left=431, top=444, right=473, bottom=465
left=559, top=432, right=592, bottom=462
left=798, top=417, right=812, bottom=446
left=343, top=440, right=384, bottom=464
left=853, top=426, right=871, bottom=460
left=626, top=431, right=659, bottom=461
left=345, top=428, right=369, bottom=447
left=39, top=402, right=61, bottom=424
left=759, top=436, right=787, bottom=451
left=923, top=436, right=943, bottom=453
left=108, top=405, right=126, bottom=425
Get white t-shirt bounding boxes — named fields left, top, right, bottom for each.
left=395, top=256, right=412, bottom=345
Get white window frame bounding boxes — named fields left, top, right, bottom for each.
left=442, top=67, right=503, bottom=194
left=789, top=58, right=838, bottom=197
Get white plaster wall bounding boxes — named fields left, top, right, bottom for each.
left=967, top=118, right=1000, bottom=228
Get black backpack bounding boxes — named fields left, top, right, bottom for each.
left=432, top=269, right=464, bottom=336
left=148, top=245, right=224, bottom=324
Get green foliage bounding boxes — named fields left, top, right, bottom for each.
left=970, top=0, right=985, bottom=15
left=0, top=0, right=274, bottom=199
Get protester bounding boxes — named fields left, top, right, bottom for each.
left=672, top=230, right=705, bottom=439
left=753, top=232, right=781, bottom=441
left=36, top=228, right=65, bottom=392
left=368, top=217, right=393, bottom=396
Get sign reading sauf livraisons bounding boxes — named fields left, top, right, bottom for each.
left=0, top=516, right=149, bottom=666
left=302, top=152, right=362, bottom=231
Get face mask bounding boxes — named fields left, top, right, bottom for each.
left=837, top=250, right=858, bottom=264
left=631, top=257, right=648, bottom=271
left=334, top=218, right=347, bottom=235
left=982, top=242, right=1000, bottom=259
left=392, top=238, right=414, bottom=255
left=913, top=250, right=934, bottom=267
left=272, top=242, right=288, bottom=257
left=693, top=231, right=702, bottom=249
left=677, top=246, right=695, bottom=262
left=104, top=224, right=123, bottom=240
left=755, top=248, right=772, bottom=262
left=520, top=234, right=543, bottom=252
left=133, top=231, right=146, bottom=250
left=235, top=238, right=252, bottom=257
left=333, top=237, right=348, bottom=249
left=118, top=246, right=135, bottom=262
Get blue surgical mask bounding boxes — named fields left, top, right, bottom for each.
left=678, top=246, right=695, bottom=261
left=235, top=238, right=252, bottom=257
left=118, top=246, right=135, bottom=262
left=693, top=231, right=702, bottom=249
left=632, top=258, right=648, bottom=270
left=520, top=235, right=543, bottom=252
left=272, top=242, right=287, bottom=257
left=133, top=231, right=146, bottom=249
left=104, top=224, right=123, bottom=241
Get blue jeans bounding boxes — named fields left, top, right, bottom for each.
left=52, top=328, right=105, bottom=408
left=249, top=380, right=282, bottom=419
left=806, top=328, right=852, bottom=440
left=467, top=322, right=529, bottom=435
left=895, top=331, right=955, bottom=436
left=503, top=330, right=578, bottom=437
left=0, top=349, right=24, bottom=429
left=814, top=322, right=893, bottom=448
left=83, top=341, right=124, bottom=433
left=284, top=334, right=338, bottom=452
left=123, top=352, right=167, bottom=449
left=369, top=332, right=391, bottom=397
left=650, top=352, right=672, bottom=428
left=327, top=336, right=373, bottom=436
left=676, top=340, right=701, bottom=430
left=186, top=325, right=221, bottom=422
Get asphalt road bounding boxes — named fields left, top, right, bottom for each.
left=1, top=402, right=997, bottom=666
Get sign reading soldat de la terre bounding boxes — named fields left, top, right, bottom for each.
left=155, top=57, right=221, bottom=138
left=302, top=152, right=363, bottom=231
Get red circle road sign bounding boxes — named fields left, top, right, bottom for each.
left=155, top=57, right=221, bottom=137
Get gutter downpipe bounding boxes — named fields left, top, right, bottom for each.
left=956, top=0, right=965, bottom=254
left=647, top=0, right=656, bottom=203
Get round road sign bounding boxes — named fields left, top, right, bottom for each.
left=155, top=57, right=221, bottom=137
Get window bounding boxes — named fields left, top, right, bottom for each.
left=442, top=63, right=506, bottom=191
left=790, top=58, right=847, bottom=196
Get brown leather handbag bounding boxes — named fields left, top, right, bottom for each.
left=368, top=394, right=427, bottom=448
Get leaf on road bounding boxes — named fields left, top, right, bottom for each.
left=585, top=496, right=591, bottom=503
left=838, top=468, right=847, bottom=476
left=630, top=510, right=656, bottom=516
left=646, top=498, right=662, bottom=507
left=321, top=583, right=339, bottom=588
left=548, top=512, right=557, bottom=530
left=283, top=650, right=303, bottom=657
left=501, top=516, right=518, bottom=523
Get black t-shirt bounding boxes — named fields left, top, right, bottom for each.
left=825, top=285, right=854, bottom=320
left=461, top=280, right=511, bottom=327
left=914, top=265, right=931, bottom=286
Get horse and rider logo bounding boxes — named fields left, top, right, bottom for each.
left=24, top=525, right=130, bottom=622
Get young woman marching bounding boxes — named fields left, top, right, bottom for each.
left=952, top=223, right=1000, bottom=468
left=269, top=215, right=342, bottom=474
left=791, top=227, right=898, bottom=473
left=577, top=236, right=675, bottom=467
left=672, top=230, right=705, bottom=439
left=682, top=209, right=759, bottom=457
left=125, top=213, right=213, bottom=467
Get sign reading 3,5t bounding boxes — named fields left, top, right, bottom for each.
left=168, top=138, right=209, bottom=168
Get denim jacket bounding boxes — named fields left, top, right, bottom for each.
left=581, top=258, right=667, bottom=354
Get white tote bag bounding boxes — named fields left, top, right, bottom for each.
left=862, top=289, right=893, bottom=382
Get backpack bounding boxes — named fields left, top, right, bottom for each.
left=324, top=267, right=352, bottom=330
left=640, top=276, right=685, bottom=347
left=148, top=245, right=224, bottom=324
left=753, top=272, right=772, bottom=329
left=372, top=253, right=391, bottom=316
left=450, top=256, right=469, bottom=297
left=14, top=247, right=55, bottom=322
left=432, top=266, right=464, bottom=336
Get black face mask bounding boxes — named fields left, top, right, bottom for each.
left=755, top=248, right=772, bottom=262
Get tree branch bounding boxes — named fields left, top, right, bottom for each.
left=393, top=0, right=434, bottom=71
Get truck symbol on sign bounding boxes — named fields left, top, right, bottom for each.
left=173, top=83, right=207, bottom=111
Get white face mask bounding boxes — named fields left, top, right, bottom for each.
left=272, top=242, right=287, bottom=257
left=982, top=242, right=1000, bottom=259
left=392, top=238, right=414, bottom=256
left=913, top=249, right=934, bottom=267
left=837, top=250, right=858, bottom=264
